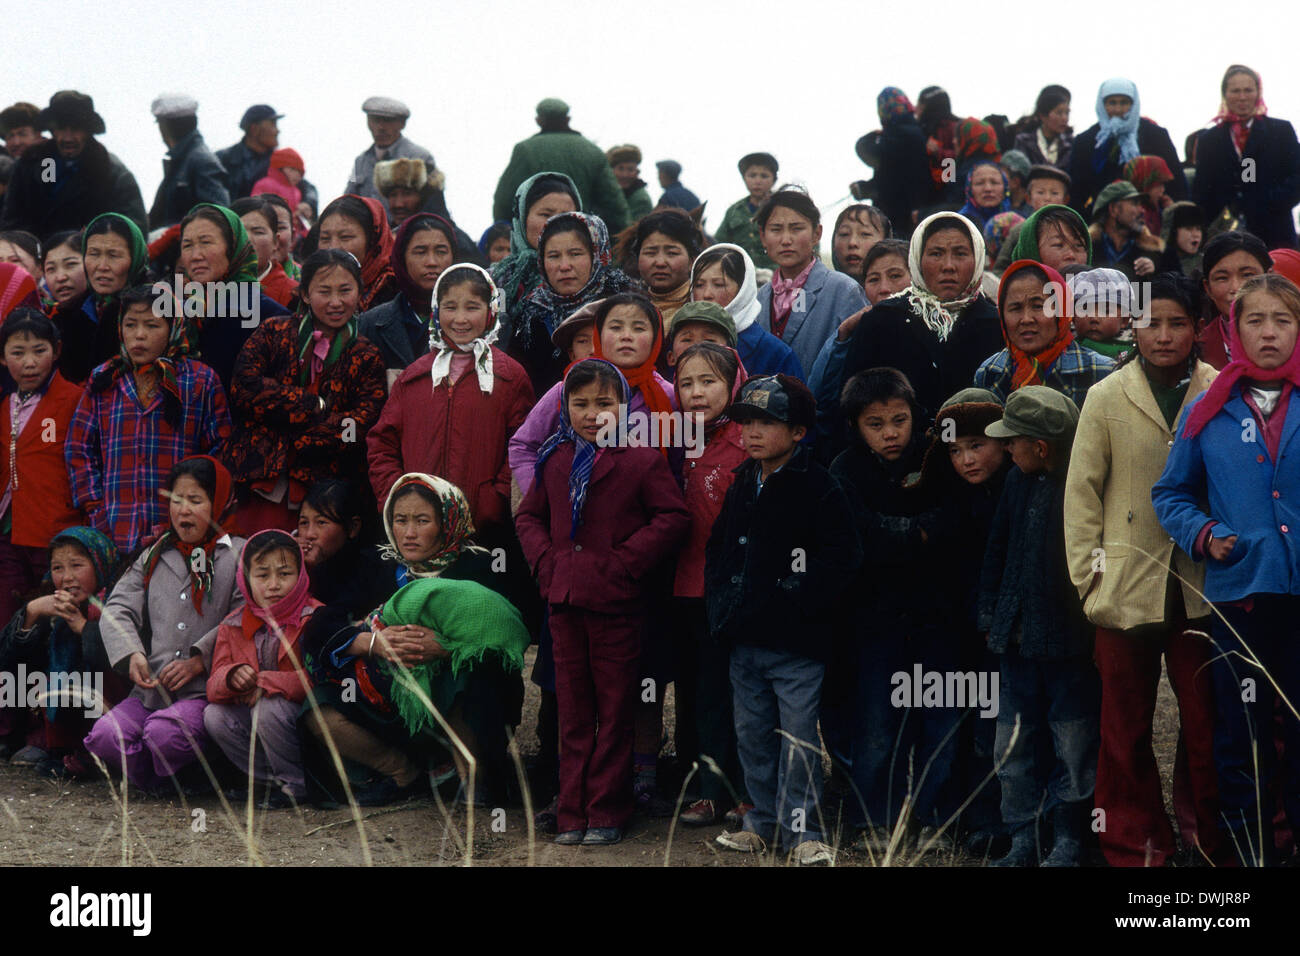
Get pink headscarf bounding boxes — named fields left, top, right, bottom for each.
left=0, top=263, right=38, bottom=320
left=235, top=530, right=316, bottom=639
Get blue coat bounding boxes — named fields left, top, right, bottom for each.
left=737, top=322, right=804, bottom=381
left=756, top=260, right=868, bottom=379
left=1153, top=386, right=1300, bottom=603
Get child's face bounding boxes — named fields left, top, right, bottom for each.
left=282, top=167, right=304, bottom=187
left=947, top=435, right=1006, bottom=484
left=488, top=236, right=512, bottom=264
left=863, top=253, right=910, bottom=305
left=1146, top=182, right=1166, bottom=206
left=1028, top=180, right=1068, bottom=210
left=600, top=305, right=656, bottom=368
left=318, top=213, right=368, bottom=263
left=48, top=544, right=97, bottom=604
left=744, top=165, right=775, bottom=202
left=247, top=547, right=300, bottom=609
left=1175, top=225, right=1203, bottom=256
left=856, top=397, right=913, bottom=460
left=43, top=242, right=86, bottom=306
left=121, top=303, right=171, bottom=366
left=169, top=474, right=214, bottom=545
left=3, top=330, right=57, bottom=393
left=1135, top=298, right=1196, bottom=368
left=691, top=261, right=739, bottom=309
left=567, top=380, right=621, bottom=443
left=567, top=325, right=595, bottom=362
left=405, top=227, right=456, bottom=294
left=305, top=264, right=361, bottom=330
left=833, top=214, right=884, bottom=278
left=1204, top=249, right=1266, bottom=317
left=438, top=282, right=491, bottom=347
left=675, top=355, right=731, bottom=425
left=739, top=416, right=803, bottom=462
left=1075, top=305, right=1128, bottom=341
left=1036, top=222, right=1087, bottom=273
left=1006, top=436, right=1047, bottom=474
left=296, top=502, right=355, bottom=567
left=668, top=322, right=729, bottom=365
left=390, top=491, right=443, bottom=564
left=1237, top=291, right=1299, bottom=371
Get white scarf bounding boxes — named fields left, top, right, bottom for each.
left=429, top=264, right=505, bottom=394
left=690, top=242, right=761, bottom=333
left=898, top=211, right=987, bottom=342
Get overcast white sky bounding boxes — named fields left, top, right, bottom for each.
left=8, top=0, right=1299, bottom=238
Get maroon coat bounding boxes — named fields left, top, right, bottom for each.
left=366, top=346, right=534, bottom=532
left=515, top=443, right=690, bottom=615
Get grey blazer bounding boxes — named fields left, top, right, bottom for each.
left=756, top=259, right=868, bottom=378
left=99, top=535, right=247, bottom=710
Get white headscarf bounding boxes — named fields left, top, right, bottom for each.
left=894, top=211, right=987, bottom=342
left=690, top=242, right=761, bottom=333
left=429, top=264, right=504, bottom=393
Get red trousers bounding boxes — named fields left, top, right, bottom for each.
left=549, top=605, right=642, bottom=833
left=1095, top=622, right=1222, bottom=866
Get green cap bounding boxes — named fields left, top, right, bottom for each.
left=536, top=97, right=570, bottom=120
left=668, top=301, right=737, bottom=349
left=1092, top=180, right=1141, bottom=222
left=984, top=385, right=1079, bottom=440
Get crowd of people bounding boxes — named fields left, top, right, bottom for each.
left=0, top=64, right=1299, bottom=867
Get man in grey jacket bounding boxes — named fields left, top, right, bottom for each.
left=148, top=94, right=230, bottom=230
left=345, top=97, right=436, bottom=203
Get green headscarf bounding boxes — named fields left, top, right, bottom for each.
left=1009, top=204, right=1093, bottom=265
left=184, top=203, right=260, bottom=284
left=82, top=213, right=148, bottom=304
left=490, top=171, right=583, bottom=315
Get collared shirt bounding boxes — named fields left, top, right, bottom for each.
left=974, top=341, right=1115, bottom=410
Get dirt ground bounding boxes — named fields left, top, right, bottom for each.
left=0, top=648, right=1182, bottom=867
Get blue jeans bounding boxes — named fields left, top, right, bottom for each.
left=730, top=644, right=825, bottom=847
left=994, top=644, right=1099, bottom=831
left=1210, top=596, right=1300, bottom=866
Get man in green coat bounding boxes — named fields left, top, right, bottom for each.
left=492, top=98, right=630, bottom=232
left=714, top=151, right=779, bottom=270
left=606, top=143, right=652, bottom=221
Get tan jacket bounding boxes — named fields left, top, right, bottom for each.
left=1064, top=358, right=1217, bottom=630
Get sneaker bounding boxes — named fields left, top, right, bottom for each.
left=917, top=825, right=955, bottom=853
left=716, top=829, right=767, bottom=853
left=534, top=797, right=559, bottom=834
left=554, top=829, right=585, bottom=846
left=724, top=802, right=754, bottom=828
left=9, top=745, right=48, bottom=767
left=679, top=799, right=720, bottom=827
left=582, top=826, right=622, bottom=846
left=790, top=840, right=835, bottom=866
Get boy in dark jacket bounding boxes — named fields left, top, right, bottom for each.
left=979, top=385, right=1099, bottom=867
left=829, top=368, right=950, bottom=852
left=706, top=375, right=861, bottom=864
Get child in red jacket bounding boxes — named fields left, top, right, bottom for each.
left=204, top=530, right=321, bottom=808
left=515, top=359, right=690, bottom=846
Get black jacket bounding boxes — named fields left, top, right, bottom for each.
left=858, top=116, right=931, bottom=241
left=1193, top=116, right=1300, bottom=250
left=196, top=293, right=290, bottom=399
left=148, top=130, right=231, bottom=230
left=0, top=138, right=146, bottom=239
left=1069, top=118, right=1188, bottom=217
left=976, top=466, right=1090, bottom=660
left=50, top=293, right=120, bottom=385
left=705, top=444, right=861, bottom=662
left=357, top=293, right=427, bottom=373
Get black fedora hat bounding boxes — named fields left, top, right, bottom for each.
left=39, top=90, right=106, bottom=135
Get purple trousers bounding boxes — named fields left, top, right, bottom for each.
left=83, top=696, right=209, bottom=790
left=203, top=695, right=306, bottom=797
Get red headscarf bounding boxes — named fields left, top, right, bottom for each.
left=1184, top=283, right=1300, bottom=439
left=1270, top=249, right=1300, bottom=288
left=235, top=529, right=315, bottom=641
left=997, top=259, right=1074, bottom=390
left=333, top=194, right=395, bottom=311
left=591, top=297, right=675, bottom=453
left=0, top=263, right=38, bottom=320
left=141, top=455, right=237, bottom=613
left=1122, top=155, right=1174, bottom=192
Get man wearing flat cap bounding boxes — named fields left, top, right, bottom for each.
left=148, top=94, right=230, bottom=230
left=492, top=97, right=629, bottom=232
left=217, top=103, right=283, bottom=200
left=345, top=97, right=436, bottom=204
left=607, top=144, right=652, bottom=220
left=0, top=90, right=146, bottom=238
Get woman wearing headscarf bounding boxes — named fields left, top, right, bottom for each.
left=301, top=473, right=530, bottom=806
left=1194, top=64, right=1300, bottom=251
left=491, top=171, right=582, bottom=334
left=357, top=212, right=460, bottom=384
left=833, top=212, right=1003, bottom=455
left=177, top=203, right=291, bottom=395
left=1070, top=78, right=1187, bottom=218
left=1013, top=85, right=1074, bottom=171
left=974, top=260, right=1115, bottom=409
left=863, top=87, right=930, bottom=241
left=306, top=194, right=398, bottom=312
left=918, top=86, right=959, bottom=206
left=226, top=249, right=387, bottom=536
left=688, top=243, right=802, bottom=378
left=508, top=211, right=637, bottom=396
left=958, top=160, right=1011, bottom=230
left=1123, top=155, right=1176, bottom=236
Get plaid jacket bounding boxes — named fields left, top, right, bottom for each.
left=973, top=341, right=1115, bottom=410
left=64, top=359, right=232, bottom=552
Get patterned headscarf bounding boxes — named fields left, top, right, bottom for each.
left=983, top=212, right=1026, bottom=262
left=996, top=259, right=1074, bottom=390
left=958, top=160, right=1011, bottom=228
left=82, top=213, right=148, bottom=305
left=140, top=455, right=236, bottom=614
left=294, top=254, right=361, bottom=386
left=955, top=118, right=1001, bottom=163
left=491, top=171, right=582, bottom=313
left=429, top=263, right=504, bottom=393
left=1094, top=78, right=1142, bottom=170
left=47, top=526, right=120, bottom=597
left=877, top=87, right=914, bottom=124
left=90, top=281, right=194, bottom=429
left=379, top=473, right=483, bottom=578
left=514, top=211, right=637, bottom=351
left=1122, top=155, right=1174, bottom=193
left=535, top=359, right=631, bottom=539
left=892, top=211, right=987, bottom=342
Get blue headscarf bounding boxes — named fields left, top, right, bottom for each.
left=534, top=359, right=631, bottom=539
left=1094, top=78, right=1141, bottom=172
left=957, top=160, right=1011, bottom=228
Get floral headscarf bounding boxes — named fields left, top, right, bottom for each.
left=958, top=160, right=1011, bottom=228
left=491, top=171, right=583, bottom=314
left=955, top=118, right=1001, bottom=163
left=983, top=211, right=1026, bottom=262
left=379, top=473, right=483, bottom=579
left=1122, top=155, right=1174, bottom=193
left=429, top=263, right=504, bottom=393
left=877, top=87, right=914, bottom=124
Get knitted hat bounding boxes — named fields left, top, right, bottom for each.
left=1001, top=149, right=1032, bottom=179
left=1092, top=180, right=1141, bottom=222
left=985, top=385, right=1079, bottom=441
left=269, top=147, right=304, bottom=173
left=668, top=301, right=737, bottom=349
left=606, top=144, right=641, bottom=166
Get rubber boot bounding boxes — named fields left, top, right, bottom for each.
left=990, top=822, right=1038, bottom=867
left=1041, top=801, right=1086, bottom=867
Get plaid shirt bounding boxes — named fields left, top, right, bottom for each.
left=64, top=358, right=232, bottom=552
left=973, top=342, right=1115, bottom=410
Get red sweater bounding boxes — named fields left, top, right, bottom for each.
left=0, top=372, right=84, bottom=546
left=366, top=346, right=534, bottom=534
left=673, top=422, right=747, bottom=598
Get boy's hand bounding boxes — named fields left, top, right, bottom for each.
left=1207, top=534, right=1238, bottom=562
left=128, top=652, right=158, bottom=689
left=227, top=663, right=257, bottom=693
left=158, top=654, right=204, bottom=692
left=837, top=306, right=868, bottom=342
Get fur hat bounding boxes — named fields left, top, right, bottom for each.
left=606, top=144, right=641, bottom=166
left=374, top=157, right=444, bottom=197
left=917, top=387, right=1006, bottom=489
left=0, top=102, right=40, bottom=137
